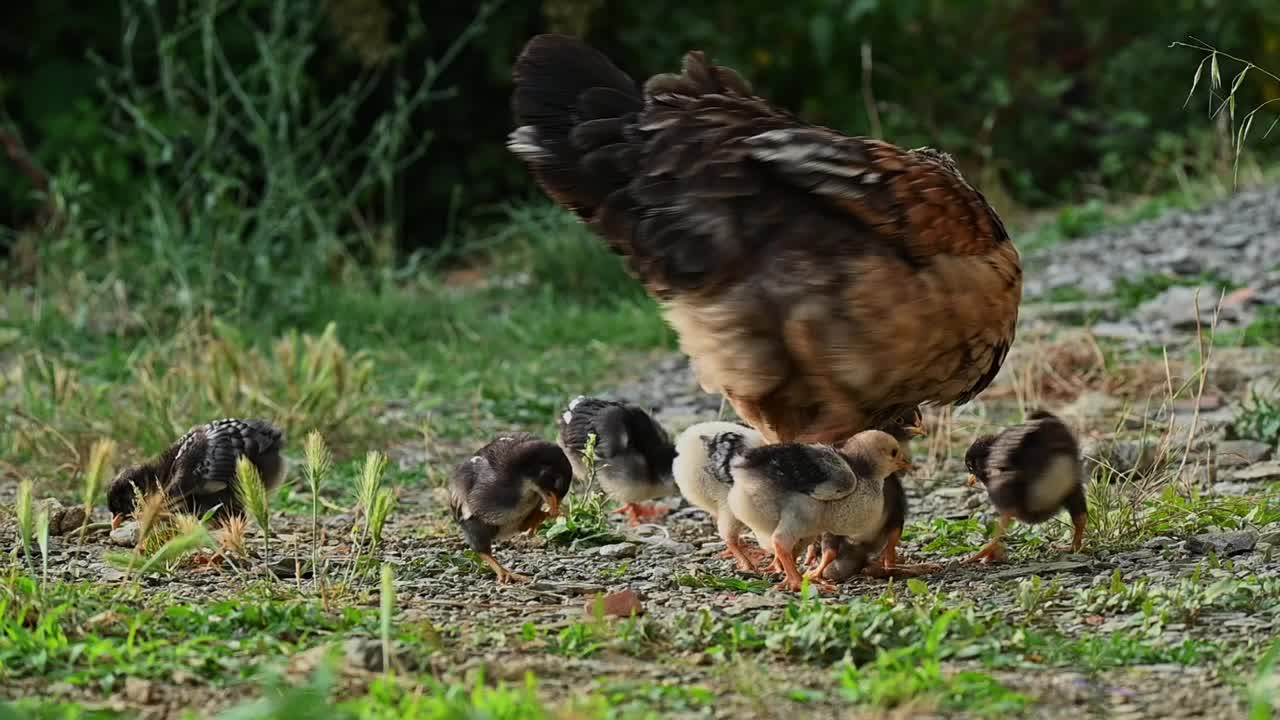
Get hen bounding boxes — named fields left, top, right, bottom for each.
left=508, top=35, right=1021, bottom=444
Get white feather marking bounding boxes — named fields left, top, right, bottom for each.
left=1026, top=455, right=1080, bottom=513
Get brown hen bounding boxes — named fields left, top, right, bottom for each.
left=508, top=35, right=1021, bottom=444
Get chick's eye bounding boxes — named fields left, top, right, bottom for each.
left=891, top=448, right=899, bottom=457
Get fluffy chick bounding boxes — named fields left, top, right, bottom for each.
left=964, top=410, right=1087, bottom=564
left=557, top=396, right=676, bottom=525
left=728, top=430, right=911, bottom=592
left=673, top=421, right=771, bottom=571
left=449, top=433, right=573, bottom=584
left=107, top=418, right=285, bottom=528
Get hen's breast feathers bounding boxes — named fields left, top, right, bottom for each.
left=510, top=35, right=1022, bottom=443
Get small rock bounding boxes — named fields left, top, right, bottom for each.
left=344, top=637, right=387, bottom=672
left=1228, top=460, right=1280, bottom=482
left=1090, top=321, right=1149, bottom=342
left=1185, top=531, right=1257, bottom=556
left=36, top=498, right=89, bottom=536
left=110, top=521, right=141, bottom=547
left=1136, top=285, right=1236, bottom=331
left=585, top=542, right=638, bottom=559
left=588, top=589, right=645, bottom=618
left=635, top=537, right=696, bottom=555
left=97, top=566, right=128, bottom=583
left=124, top=677, right=155, bottom=704
left=1142, top=536, right=1177, bottom=549
left=1259, top=530, right=1280, bottom=547
left=1215, top=440, right=1272, bottom=467
left=1061, top=391, right=1123, bottom=420
left=987, top=560, right=1090, bottom=581
left=267, top=557, right=314, bottom=579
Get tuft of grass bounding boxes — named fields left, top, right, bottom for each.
left=106, top=524, right=216, bottom=577
left=236, top=457, right=272, bottom=559
left=35, top=507, right=51, bottom=587
left=836, top=609, right=1028, bottom=714
left=380, top=563, right=396, bottom=676
left=1113, top=271, right=1236, bottom=310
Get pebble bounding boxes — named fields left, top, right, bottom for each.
left=110, top=521, right=141, bottom=547
left=636, top=537, right=697, bottom=555
left=585, top=542, right=638, bottom=559
left=1185, top=530, right=1258, bottom=556
left=1228, top=460, right=1280, bottom=482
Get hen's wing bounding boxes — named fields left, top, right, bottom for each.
left=510, top=35, right=1021, bottom=443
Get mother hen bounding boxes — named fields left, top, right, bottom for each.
left=508, top=35, right=1021, bottom=444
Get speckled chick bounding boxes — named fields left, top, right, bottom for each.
left=964, top=409, right=1087, bottom=564
left=557, top=396, right=677, bottom=525
left=449, top=433, right=573, bottom=584
left=673, top=421, right=771, bottom=571
left=728, top=429, right=911, bottom=592
left=107, top=418, right=285, bottom=527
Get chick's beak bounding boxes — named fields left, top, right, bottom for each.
left=896, top=458, right=915, bottom=473
left=905, top=423, right=927, bottom=438
left=965, top=473, right=979, bottom=488
left=538, top=488, right=561, bottom=518
left=111, top=515, right=124, bottom=531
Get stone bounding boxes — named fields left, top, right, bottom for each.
left=1228, top=461, right=1280, bottom=482
left=585, top=542, right=638, bottom=559
left=36, top=498, right=88, bottom=536
left=1215, top=440, right=1272, bottom=467
left=987, top=560, right=1091, bottom=581
left=1185, top=531, right=1257, bottom=556
left=1060, top=392, right=1123, bottom=420
left=124, top=677, right=155, bottom=704
left=588, top=589, right=645, bottom=618
left=636, top=537, right=696, bottom=555
left=110, top=521, right=141, bottom=547
left=344, top=637, right=389, bottom=672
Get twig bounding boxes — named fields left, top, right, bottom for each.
left=860, top=42, right=882, bottom=139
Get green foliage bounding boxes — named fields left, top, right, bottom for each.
left=1235, top=385, right=1280, bottom=445
left=236, top=457, right=273, bottom=558
left=675, top=573, right=770, bottom=594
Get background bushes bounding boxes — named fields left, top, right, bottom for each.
left=1, top=0, right=1278, bottom=261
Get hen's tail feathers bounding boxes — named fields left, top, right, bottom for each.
left=509, top=34, right=643, bottom=221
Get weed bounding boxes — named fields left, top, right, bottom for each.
left=352, top=450, right=395, bottom=554
left=380, top=563, right=395, bottom=675
left=675, top=573, right=770, bottom=594
left=1234, top=385, right=1280, bottom=445
left=541, top=432, right=621, bottom=548
left=302, top=431, right=332, bottom=575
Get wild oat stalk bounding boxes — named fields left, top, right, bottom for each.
left=35, top=507, right=50, bottom=587
left=80, top=438, right=117, bottom=543
left=368, top=488, right=396, bottom=550
left=15, top=480, right=34, bottom=572
left=353, top=450, right=388, bottom=547
left=380, top=562, right=395, bottom=676
left=303, top=431, right=332, bottom=559
left=236, top=457, right=271, bottom=558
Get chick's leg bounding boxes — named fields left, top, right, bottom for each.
left=861, top=528, right=943, bottom=578
left=965, top=513, right=1012, bottom=565
left=772, top=535, right=833, bottom=593
left=803, top=545, right=838, bottom=581
left=718, top=514, right=760, bottom=573
left=614, top=503, right=669, bottom=525
left=1054, top=512, right=1088, bottom=554
left=519, top=507, right=551, bottom=536
left=479, top=553, right=529, bottom=584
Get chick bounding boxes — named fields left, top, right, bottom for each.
left=728, top=430, right=912, bottom=592
left=809, top=407, right=935, bottom=581
left=673, top=421, right=771, bottom=571
left=557, top=396, right=677, bottom=525
left=964, top=410, right=1087, bottom=564
left=107, top=418, right=285, bottom=528
left=449, top=433, right=573, bottom=584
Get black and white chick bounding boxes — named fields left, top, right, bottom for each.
left=107, top=418, right=285, bottom=528
left=728, top=430, right=912, bottom=592
left=673, top=421, right=770, bottom=571
left=557, top=396, right=677, bottom=525
left=963, top=409, right=1087, bottom=564
left=449, top=433, right=573, bottom=584
left=813, top=407, right=939, bottom=581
